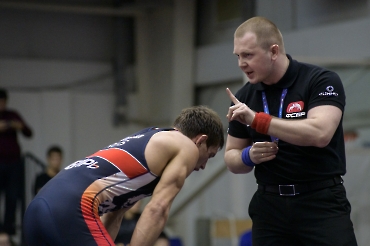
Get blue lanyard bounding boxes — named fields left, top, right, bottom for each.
left=261, top=88, right=288, bottom=143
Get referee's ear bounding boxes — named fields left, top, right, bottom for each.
left=270, top=44, right=279, bottom=59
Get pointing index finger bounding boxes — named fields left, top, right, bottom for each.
left=226, top=88, right=240, bottom=105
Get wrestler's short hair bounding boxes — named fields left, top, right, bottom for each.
left=173, top=105, right=224, bottom=149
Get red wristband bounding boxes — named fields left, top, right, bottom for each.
left=251, top=112, right=272, bottom=134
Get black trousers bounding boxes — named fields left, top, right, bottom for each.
left=0, top=160, right=23, bottom=235
left=249, top=184, right=358, bottom=246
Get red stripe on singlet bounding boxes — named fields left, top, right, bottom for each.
left=88, top=148, right=148, bottom=178
left=82, top=148, right=148, bottom=244
left=80, top=194, right=115, bottom=245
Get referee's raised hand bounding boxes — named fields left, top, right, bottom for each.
left=226, top=88, right=255, bottom=125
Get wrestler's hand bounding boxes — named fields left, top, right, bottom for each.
left=226, top=88, right=255, bottom=125
left=249, top=141, right=278, bottom=164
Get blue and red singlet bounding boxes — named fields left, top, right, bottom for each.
left=23, top=127, right=174, bottom=246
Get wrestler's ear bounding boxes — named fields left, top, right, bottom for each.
left=194, top=134, right=208, bottom=146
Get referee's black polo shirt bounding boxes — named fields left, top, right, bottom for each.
left=228, top=54, right=346, bottom=185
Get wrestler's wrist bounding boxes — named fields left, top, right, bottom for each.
left=241, top=146, right=255, bottom=167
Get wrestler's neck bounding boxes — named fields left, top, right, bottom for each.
left=262, top=55, right=289, bottom=86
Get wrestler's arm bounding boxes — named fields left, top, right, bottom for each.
left=129, top=137, right=197, bottom=246
left=100, top=208, right=127, bottom=240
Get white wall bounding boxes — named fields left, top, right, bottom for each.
left=283, top=18, right=370, bottom=61
left=0, top=58, right=113, bottom=89
left=195, top=16, right=370, bottom=86
left=9, top=90, right=142, bottom=166
left=9, top=89, right=143, bottom=208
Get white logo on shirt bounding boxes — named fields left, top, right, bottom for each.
left=319, top=86, right=338, bottom=96
left=107, top=134, right=145, bottom=148
left=65, top=158, right=99, bottom=170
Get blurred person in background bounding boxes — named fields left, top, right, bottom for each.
left=114, top=200, right=142, bottom=246
left=116, top=230, right=170, bottom=246
left=153, top=231, right=170, bottom=246
left=115, top=201, right=171, bottom=246
left=0, top=88, right=33, bottom=236
left=34, top=145, right=63, bottom=195
left=0, top=231, right=15, bottom=246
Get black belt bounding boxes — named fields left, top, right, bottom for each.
left=257, top=176, right=343, bottom=196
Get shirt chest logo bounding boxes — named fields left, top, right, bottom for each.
left=286, top=101, right=305, bottom=118
left=287, top=101, right=304, bottom=113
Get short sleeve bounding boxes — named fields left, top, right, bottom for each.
left=307, top=71, right=345, bottom=112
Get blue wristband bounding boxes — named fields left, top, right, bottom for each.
left=241, top=146, right=255, bottom=167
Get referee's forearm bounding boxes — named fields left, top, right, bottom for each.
left=224, top=149, right=253, bottom=174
